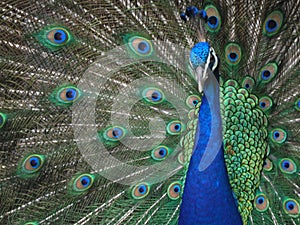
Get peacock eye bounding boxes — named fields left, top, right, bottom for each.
left=263, top=10, right=283, bottom=36
left=21, top=154, right=45, bottom=174
left=259, top=62, right=278, bottom=83
left=142, top=87, right=165, bottom=104
left=0, top=112, right=7, bottom=129
left=167, top=120, right=185, bottom=135
left=50, top=85, right=82, bottom=107
left=242, top=77, right=255, bottom=91
left=270, top=128, right=287, bottom=144
left=279, top=158, right=297, bottom=174
left=258, top=96, right=273, bottom=111
left=167, top=182, right=182, bottom=200
left=47, top=28, right=69, bottom=45
left=128, top=36, right=153, bottom=56
left=283, top=199, right=299, bottom=217
left=151, top=146, right=170, bottom=161
left=132, top=183, right=150, bottom=199
left=254, top=193, right=269, bottom=212
left=204, top=5, right=221, bottom=32
left=73, top=174, right=95, bottom=192
left=186, top=95, right=201, bottom=108
left=225, top=43, right=242, bottom=65
left=103, top=126, right=126, bottom=141
left=263, top=158, right=273, bottom=171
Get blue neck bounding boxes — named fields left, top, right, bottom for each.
left=178, top=94, right=243, bottom=224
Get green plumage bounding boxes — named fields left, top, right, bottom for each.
left=0, top=0, right=299, bottom=225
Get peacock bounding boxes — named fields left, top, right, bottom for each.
left=0, top=0, right=299, bottom=224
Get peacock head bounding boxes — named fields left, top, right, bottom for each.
left=190, top=42, right=219, bottom=92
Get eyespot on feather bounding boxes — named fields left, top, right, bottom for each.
left=279, top=158, right=297, bottom=174
left=225, top=43, right=242, bottom=66
left=142, top=87, right=164, bottom=104
left=263, top=10, right=284, bottom=36
left=72, top=174, right=95, bottom=192
left=204, top=5, right=221, bottom=32
left=103, top=126, right=126, bottom=142
left=186, top=95, right=201, bottom=108
left=263, top=158, right=273, bottom=171
left=132, top=183, right=150, bottom=199
left=259, top=96, right=273, bottom=111
left=167, top=120, right=185, bottom=135
left=167, top=181, right=182, bottom=200
left=34, top=25, right=74, bottom=50
left=283, top=198, right=299, bottom=217
left=242, top=76, right=255, bottom=91
left=128, top=36, right=153, bottom=57
left=259, top=62, right=278, bottom=83
left=270, top=128, right=287, bottom=144
left=21, top=154, right=45, bottom=174
left=254, top=193, right=269, bottom=212
left=151, top=146, right=170, bottom=161
left=50, top=85, right=82, bottom=107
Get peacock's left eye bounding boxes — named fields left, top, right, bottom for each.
left=225, top=43, right=242, bottom=65
left=283, top=199, right=299, bottom=217
left=73, top=174, right=95, bottom=192
left=132, top=183, right=150, bottom=199
left=279, top=158, right=297, bottom=174
left=167, top=120, right=185, bottom=135
left=167, top=182, right=182, bottom=200
left=128, top=36, right=153, bottom=56
left=270, top=128, right=287, bottom=144
left=47, top=28, right=69, bottom=45
left=0, top=112, right=7, bottom=129
left=254, top=193, right=269, bottom=212
left=21, top=154, right=45, bottom=174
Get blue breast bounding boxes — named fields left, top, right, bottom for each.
left=178, top=95, right=243, bottom=225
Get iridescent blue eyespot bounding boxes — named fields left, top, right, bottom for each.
left=168, top=182, right=182, bottom=200
left=73, top=174, right=95, bottom=192
left=132, top=183, right=150, bottom=199
left=50, top=85, right=82, bottom=107
left=167, top=120, right=185, bottom=135
left=65, top=88, right=77, bottom=101
left=204, top=5, right=221, bottom=32
left=283, top=198, right=299, bottom=217
left=151, top=146, right=170, bottom=161
left=225, top=43, right=242, bottom=65
left=103, top=126, right=126, bottom=142
left=208, top=16, right=219, bottom=29
left=46, top=28, right=71, bottom=46
left=254, top=193, right=269, bottom=212
left=128, top=36, right=153, bottom=57
left=142, top=87, right=165, bottom=104
left=270, top=128, right=287, bottom=144
left=279, top=158, right=297, bottom=174
left=21, top=154, right=45, bottom=174
left=263, top=11, right=283, bottom=36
